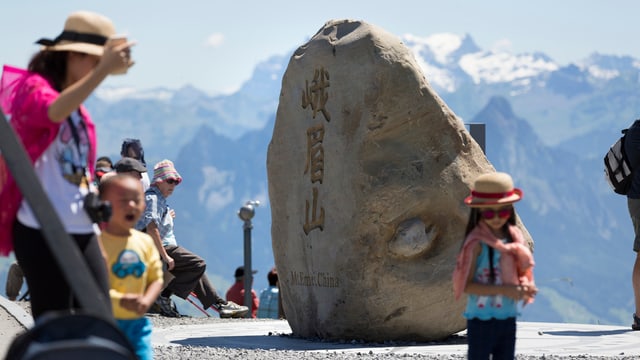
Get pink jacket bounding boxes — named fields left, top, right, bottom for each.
left=0, top=65, right=97, bottom=256
left=452, top=221, right=535, bottom=305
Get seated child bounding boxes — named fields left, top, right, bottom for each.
left=99, top=174, right=163, bottom=360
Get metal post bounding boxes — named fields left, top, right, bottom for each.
left=468, top=123, right=486, bottom=154
left=242, top=219, right=252, bottom=318
left=238, top=200, right=259, bottom=318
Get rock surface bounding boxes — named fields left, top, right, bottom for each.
left=267, top=19, right=533, bottom=341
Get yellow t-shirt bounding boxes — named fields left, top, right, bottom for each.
left=101, top=229, right=163, bottom=319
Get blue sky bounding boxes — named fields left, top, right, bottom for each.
left=2, top=1, right=638, bottom=95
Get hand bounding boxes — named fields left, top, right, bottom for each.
left=120, top=294, right=142, bottom=314
left=135, top=296, right=153, bottom=315
left=169, top=209, right=176, bottom=218
left=120, top=294, right=152, bottom=316
left=510, top=284, right=538, bottom=302
left=98, top=37, right=136, bottom=75
left=165, top=256, right=175, bottom=271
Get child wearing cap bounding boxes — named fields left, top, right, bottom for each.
left=452, top=172, right=537, bottom=360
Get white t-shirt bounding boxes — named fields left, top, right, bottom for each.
left=141, top=171, right=151, bottom=191
left=17, top=112, right=94, bottom=233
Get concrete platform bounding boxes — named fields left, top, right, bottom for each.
left=152, top=320, right=640, bottom=357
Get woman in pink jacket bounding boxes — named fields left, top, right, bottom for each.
left=0, top=11, right=133, bottom=319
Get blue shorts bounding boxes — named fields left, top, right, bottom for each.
left=116, top=317, right=153, bottom=360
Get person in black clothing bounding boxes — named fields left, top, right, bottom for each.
left=624, top=120, right=640, bottom=330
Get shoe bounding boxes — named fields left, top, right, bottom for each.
left=633, top=313, right=640, bottom=331
left=215, top=301, right=249, bottom=319
left=156, top=296, right=180, bottom=318
left=147, top=301, right=161, bottom=314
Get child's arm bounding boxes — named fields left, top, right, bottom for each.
left=463, top=243, right=536, bottom=301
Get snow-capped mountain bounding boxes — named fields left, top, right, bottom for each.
left=402, top=33, right=559, bottom=92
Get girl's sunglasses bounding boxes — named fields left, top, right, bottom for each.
left=480, top=207, right=512, bottom=220
left=165, top=179, right=179, bottom=185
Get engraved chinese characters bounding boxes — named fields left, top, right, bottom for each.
left=302, top=67, right=330, bottom=235
left=302, top=67, right=331, bottom=122
left=304, top=125, right=325, bottom=234
left=267, top=20, right=533, bottom=341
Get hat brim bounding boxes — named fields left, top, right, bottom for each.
left=153, top=172, right=182, bottom=184
left=130, top=165, right=147, bottom=173
left=464, top=188, right=523, bottom=208
left=42, top=42, right=104, bottom=56
left=234, top=269, right=258, bottom=277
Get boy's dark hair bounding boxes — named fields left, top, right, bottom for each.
left=27, top=51, right=69, bottom=92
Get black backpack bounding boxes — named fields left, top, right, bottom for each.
left=604, top=127, right=633, bottom=195
left=5, top=312, right=137, bottom=360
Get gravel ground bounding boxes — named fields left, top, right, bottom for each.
left=10, top=301, right=635, bottom=359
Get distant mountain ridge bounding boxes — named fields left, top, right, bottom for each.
left=91, top=32, right=640, bottom=158
left=2, top=31, right=638, bottom=324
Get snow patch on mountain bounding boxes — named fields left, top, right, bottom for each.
left=576, top=53, right=640, bottom=80
left=403, top=33, right=558, bottom=92
left=460, top=51, right=558, bottom=84
left=584, top=65, right=619, bottom=80
left=96, top=87, right=174, bottom=102
left=403, top=33, right=462, bottom=64
left=416, top=60, right=457, bottom=92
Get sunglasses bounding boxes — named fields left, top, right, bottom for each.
left=165, top=179, right=179, bottom=185
left=480, top=207, right=512, bottom=220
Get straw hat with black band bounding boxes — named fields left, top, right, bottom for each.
left=35, top=11, right=116, bottom=56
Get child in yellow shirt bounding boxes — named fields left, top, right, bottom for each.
left=99, top=174, right=163, bottom=360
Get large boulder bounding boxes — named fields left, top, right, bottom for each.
left=267, top=19, right=532, bottom=341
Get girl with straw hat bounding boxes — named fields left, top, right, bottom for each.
left=0, top=10, right=134, bottom=320
left=452, top=172, right=537, bottom=360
